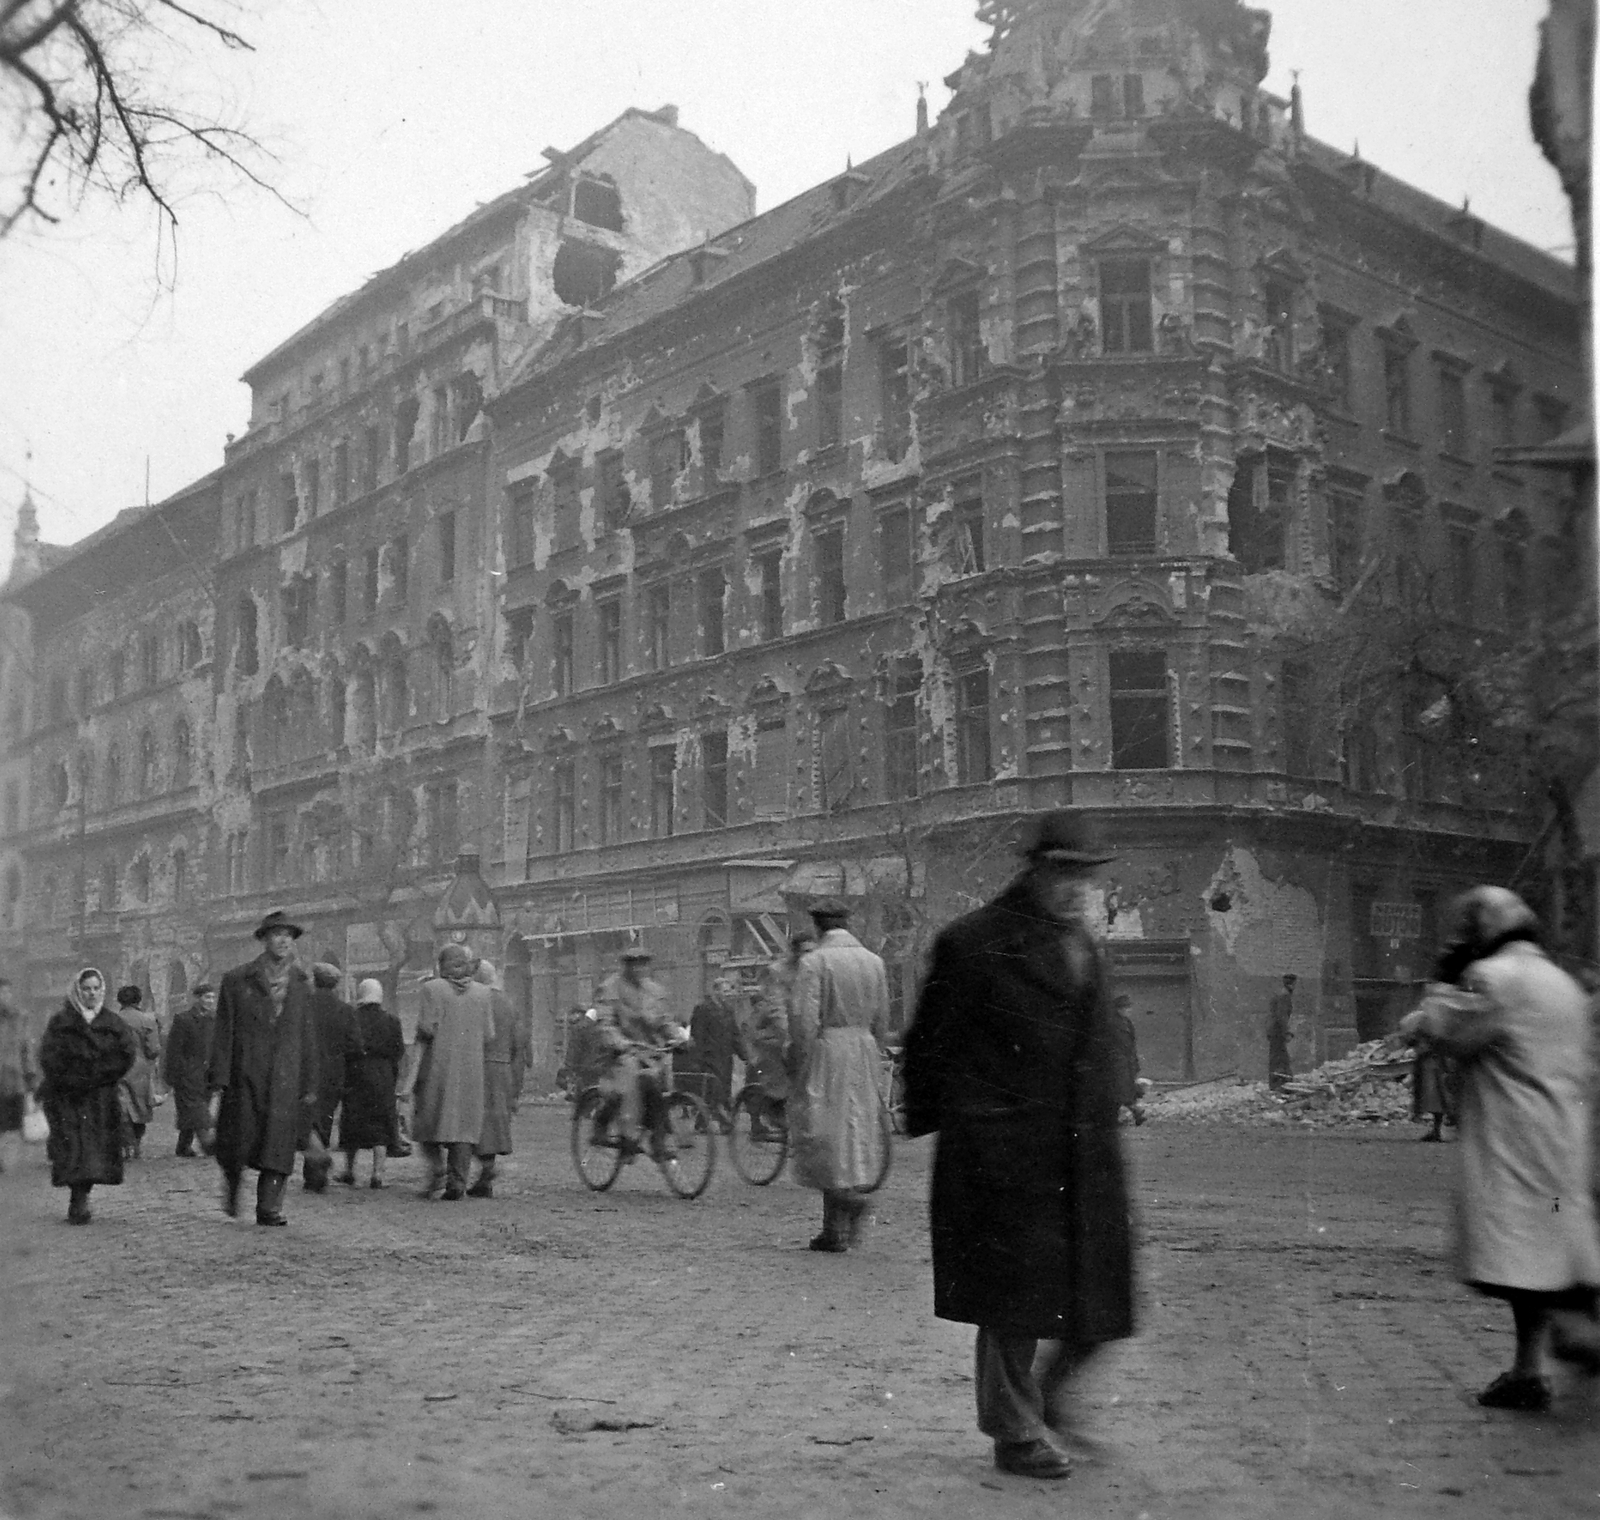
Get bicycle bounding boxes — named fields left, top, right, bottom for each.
left=727, top=1066, right=894, bottom=1192
left=569, top=1041, right=718, bottom=1199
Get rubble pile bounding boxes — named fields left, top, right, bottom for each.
left=1148, top=1041, right=1417, bottom=1128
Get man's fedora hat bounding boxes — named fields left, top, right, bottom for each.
left=253, top=909, right=305, bottom=940
left=1020, top=810, right=1115, bottom=866
left=809, top=897, right=851, bottom=922
left=620, top=945, right=653, bottom=961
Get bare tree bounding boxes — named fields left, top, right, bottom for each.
left=0, top=0, right=282, bottom=252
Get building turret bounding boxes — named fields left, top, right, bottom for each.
left=7, top=490, right=42, bottom=586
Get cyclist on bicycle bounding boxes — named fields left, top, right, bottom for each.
left=593, top=946, right=681, bottom=1160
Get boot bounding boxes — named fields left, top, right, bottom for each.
left=467, top=1157, right=496, bottom=1199
left=221, top=1170, right=242, bottom=1218
left=67, top=1183, right=93, bottom=1224
left=256, top=1169, right=289, bottom=1226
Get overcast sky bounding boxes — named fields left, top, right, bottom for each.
left=0, top=0, right=1572, bottom=578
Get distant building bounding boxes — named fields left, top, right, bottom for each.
left=2, top=4, right=1590, bottom=1085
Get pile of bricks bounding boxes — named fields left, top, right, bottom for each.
left=1148, top=1042, right=1415, bottom=1128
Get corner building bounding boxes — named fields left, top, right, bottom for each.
left=484, top=0, right=1584, bottom=1081
left=0, top=2, right=1586, bottom=1087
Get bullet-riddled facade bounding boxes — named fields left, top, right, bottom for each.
left=1, top=3, right=1589, bottom=1085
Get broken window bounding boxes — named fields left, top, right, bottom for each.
left=394, top=396, right=420, bottom=473
left=948, top=289, right=983, bottom=387
left=305, top=457, right=321, bottom=516
left=552, top=761, right=576, bottom=853
left=390, top=533, right=409, bottom=605
left=1122, top=73, right=1145, bottom=117
left=101, top=856, right=119, bottom=909
left=180, top=622, right=203, bottom=670
left=703, top=731, right=729, bottom=828
left=880, top=504, right=914, bottom=605
left=646, top=582, right=671, bottom=670
left=326, top=679, right=345, bottom=750
left=1281, top=658, right=1315, bottom=777
left=757, top=551, right=784, bottom=641
left=598, top=450, right=630, bottom=531
left=1227, top=456, right=1290, bottom=573
left=1448, top=530, right=1475, bottom=619
left=878, top=336, right=912, bottom=461
left=1100, top=260, right=1152, bottom=354
left=431, top=385, right=451, bottom=457
left=74, top=666, right=93, bottom=715
left=45, top=673, right=67, bottom=726
left=283, top=577, right=313, bottom=649
left=649, top=747, right=676, bottom=839
left=598, top=600, right=622, bottom=685
left=818, top=706, right=855, bottom=813
left=649, top=430, right=684, bottom=509
left=509, top=485, right=538, bottom=567
left=1105, top=451, right=1158, bottom=556
left=363, top=546, right=381, bottom=617
left=949, top=495, right=985, bottom=576
left=552, top=460, right=581, bottom=549
left=1091, top=74, right=1117, bottom=118
left=235, top=597, right=259, bottom=676
left=885, top=659, right=920, bottom=801
left=815, top=527, right=846, bottom=626
left=104, top=744, right=122, bottom=807
left=140, top=632, right=159, bottom=688
left=599, top=754, right=624, bottom=845
left=381, top=647, right=408, bottom=732
left=573, top=176, right=623, bottom=231
left=752, top=379, right=783, bottom=475
left=1382, top=345, right=1412, bottom=435
left=353, top=667, right=377, bottom=750
left=453, top=372, right=483, bottom=443
left=552, top=239, right=621, bottom=306
left=505, top=608, right=535, bottom=672
left=955, top=665, right=993, bottom=785
left=553, top=611, right=574, bottom=697
left=1109, top=650, right=1170, bottom=770
left=1489, top=385, right=1518, bottom=447
left=363, top=425, right=382, bottom=494
left=137, top=729, right=157, bottom=795
left=437, top=511, right=456, bottom=584
left=280, top=471, right=299, bottom=534
left=817, top=299, right=846, bottom=451
left=699, top=567, right=726, bottom=657
left=426, top=779, right=459, bottom=864
left=1393, top=515, right=1421, bottom=604
left=1438, top=365, right=1469, bottom=455
left=1328, top=492, right=1363, bottom=596
left=333, top=440, right=350, bottom=506
left=432, top=626, right=454, bottom=721
left=227, top=832, right=249, bottom=894
left=1262, top=278, right=1295, bottom=372
left=1319, top=311, right=1354, bottom=410
left=753, top=718, right=787, bottom=819
left=698, top=402, right=725, bottom=478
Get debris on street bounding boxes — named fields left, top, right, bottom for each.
left=1148, top=1042, right=1415, bottom=1128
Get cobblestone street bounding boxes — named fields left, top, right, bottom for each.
left=2, top=1109, right=1597, bottom=1520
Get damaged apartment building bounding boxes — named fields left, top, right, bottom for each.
left=1, top=1, right=1588, bottom=1087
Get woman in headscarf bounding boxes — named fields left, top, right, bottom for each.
left=36, top=969, right=139, bottom=1223
left=412, top=944, right=494, bottom=1200
left=336, top=979, right=405, bottom=1188
left=468, top=959, right=527, bottom=1199
left=1400, top=887, right=1600, bottom=1412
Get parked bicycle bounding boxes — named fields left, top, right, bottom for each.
left=569, top=1036, right=718, bottom=1199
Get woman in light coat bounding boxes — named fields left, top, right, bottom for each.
left=412, top=945, right=494, bottom=1200
left=1400, top=887, right=1600, bottom=1412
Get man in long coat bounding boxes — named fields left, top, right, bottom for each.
left=1400, top=886, right=1600, bottom=1411
left=687, top=977, right=742, bottom=1123
left=903, top=810, right=1133, bottom=1481
left=469, top=958, right=527, bottom=1199
left=162, top=981, right=217, bottom=1156
left=302, top=963, right=357, bottom=1192
left=412, top=943, right=495, bottom=1199
left=788, top=901, right=888, bottom=1252
left=209, top=910, right=323, bottom=1226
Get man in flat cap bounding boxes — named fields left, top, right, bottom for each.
left=593, top=945, right=678, bottom=1160
left=787, top=899, right=889, bottom=1252
left=208, top=909, right=323, bottom=1225
left=163, top=980, right=218, bottom=1157
left=903, top=810, right=1134, bottom=1481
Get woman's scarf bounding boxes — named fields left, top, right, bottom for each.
left=68, top=967, right=106, bottom=1022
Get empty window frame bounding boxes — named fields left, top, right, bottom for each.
left=1226, top=455, right=1290, bottom=573
left=1262, top=278, right=1296, bottom=372
left=818, top=706, right=855, bottom=813
left=597, top=599, right=623, bottom=685
left=753, top=718, right=788, bottom=818
left=816, top=300, right=846, bottom=451
left=437, top=511, right=456, bottom=584
left=597, top=450, right=631, bottom=531
left=1105, top=452, right=1158, bottom=556
left=280, top=472, right=299, bottom=534
left=649, top=747, right=676, bottom=839
left=1109, top=650, right=1170, bottom=770
left=552, top=461, right=581, bottom=549
left=509, top=485, right=537, bottom=567
left=363, top=546, right=381, bottom=617
left=390, top=533, right=409, bottom=604
left=394, top=397, right=420, bottom=472
left=648, top=431, right=684, bottom=510
left=333, top=440, right=349, bottom=506
left=362, top=425, right=383, bottom=494
left=1281, top=658, right=1316, bottom=777
left=1100, top=260, right=1153, bottom=354
left=1488, top=385, right=1518, bottom=448
left=699, top=567, right=726, bottom=657
left=756, top=550, right=784, bottom=641
left=305, top=458, right=321, bottom=517
left=702, top=730, right=729, bottom=828
left=752, top=380, right=783, bottom=476
left=1328, top=492, right=1364, bottom=597
left=954, top=665, right=993, bottom=785
left=698, top=402, right=725, bottom=479
left=598, top=753, right=624, bottom=845
left=552, top=610, right=575, bottom=696
left=1319, top=311, right=1354, bottom=410
left=1501, top=540, right=1528, bottom=629
left=552, top=760, right=576, bottom=853
left=948, top=290, right=983, bottom=387
left=880, top=503, right=914, bottom=604
left=815, top=527, right=846, bottom=626
left=953, top=495, right=987, bottom=575
left=878, top=335, right=912, bottom=461
left=885, top=659, right=921, bottom=800
left=1382, top=345, right=1413, bottom=436
left=646, top=582, right=672, bottom=670
left=1437, top=364, right=1470, bottom=456
left=140, top=632, right=160, bottom=688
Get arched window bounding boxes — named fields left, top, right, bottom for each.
left=179, top=621, right=203, bottom=670
left=381, top=639, right=408, bottom=733
left=131, top=855, right=151, bottom=903
left=352, top=658, right=377, bottom=752
left=137, top=729, right=158, bottom=795
left=430, top=619, right=454, bottom=722
left=233, top=703, right=250, bottom=776
left=290, top=669, right=318, bottom=756
left=327, top=673, right=347, bottom=750
left=172, top=718, right=192, bottom=789
left=99, top=857, right=118, bottom=912
left=171, top=847, right=188, bottom=905
left=104, top=745, right=122, bottom=808
left=235, top=596, right=259, bottom=676
left=262, top=677, right=289, bottom=765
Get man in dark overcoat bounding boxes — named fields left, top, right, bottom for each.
left=902, top=810, right=1133, bottom=1481
left=208, top=910, right=323, bottom=1225
left=302, top=962, right=357, bottom=1192
left=162, top=980, right=217, bottom=1156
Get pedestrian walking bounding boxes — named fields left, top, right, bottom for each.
left=787, top=899, right=889, bottom=1254
left=902, top=810, right=1134, bottom=1481
left=412, top=944, right=495, bottom=1200
left=162, top=981, right=217, bottom=1157
left=468, top=958, right=527, bottom=1199
left=742, top=934, right=812, bottom=1138
left=36, top=968, right=139, bottom=1224
left=0, top=975, right=40, bottom=1175
left=209, top=909, right=325, bottom=1226
left=1265, top=974, right=1296, bottom=1090
left=1410, top=1039, right=1456, bottom=1142
left=1112, top=993, right=1148, bottom=1125
left=336, top=979, right=405, bottom=1188
left=114, top=984, right=162, bottom=1160
left=1399, top=886, right=1600, bottom=1412
left=687, top=977, right=742, bottom=1123
left=302, top=963, right=356, bottom=1193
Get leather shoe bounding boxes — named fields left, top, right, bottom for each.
left=255, top=1212, right=288, bottom=1227
left=441, top=1185, right=466, bottom=1201
left=994, top=1438, right=1073, bottom=1480
left=1476, top=1371, right=1551, bottom=1411
left=466, top=1180, right=493, bottom=1199
left=808, top=1233, right=848, bottom=1253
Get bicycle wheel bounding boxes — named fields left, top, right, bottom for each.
left=729, top=1087, right=788, bottom=1186
left=657, top=1091, right=717, bottom=1199
left=571, top=1086, right=625, bottom=1191
left=857, top=1096, right=894, bottom=1195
